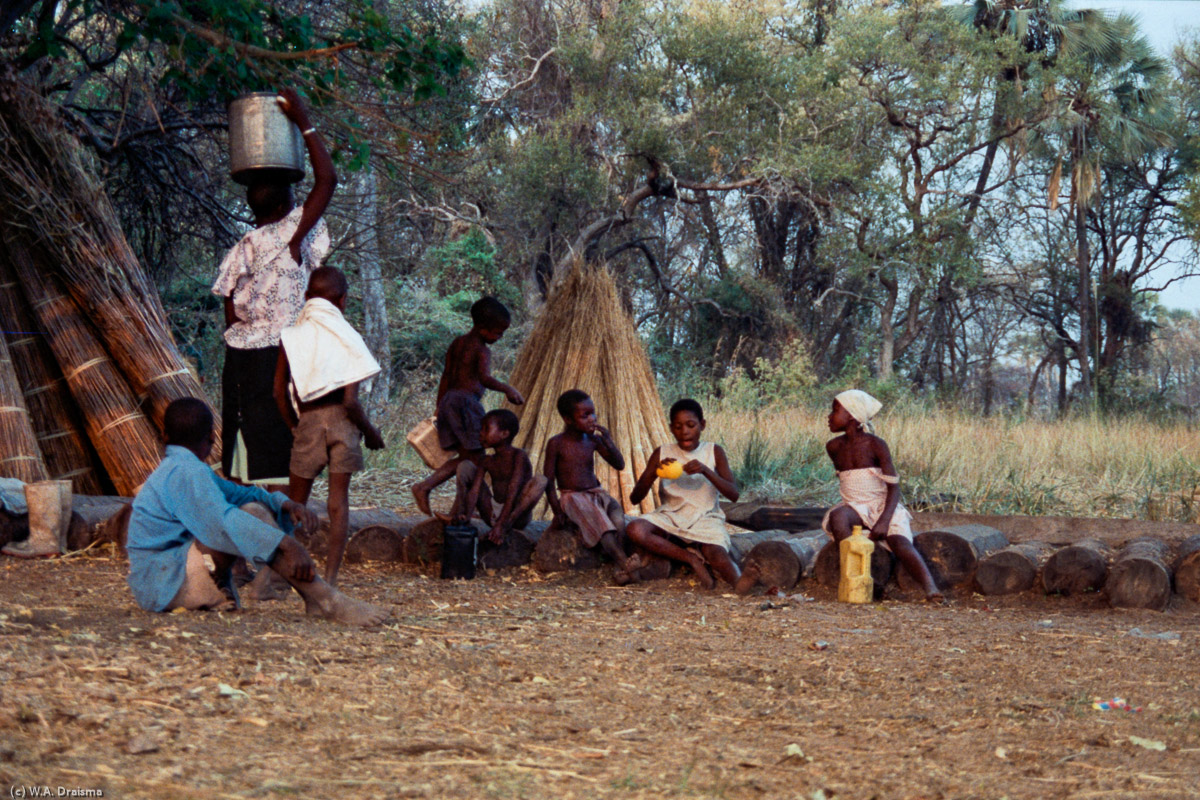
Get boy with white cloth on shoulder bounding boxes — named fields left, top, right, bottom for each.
left=275, top=266, right=385, bottom=585
left=822, top=389, right=943, bottom=602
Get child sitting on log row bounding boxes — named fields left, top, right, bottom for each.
left=624, top=399, right=741, bottom=589
left=823, top=389, right=943, bottom=602
left=411, top=296, right=524, bottom=517
left=126, top=398, right=389, bottom=626
left=451, top=409, right=547, bottom=544
left=543, top=389, right=632, bottom=571
left=274, top=266, right=386, bottom=585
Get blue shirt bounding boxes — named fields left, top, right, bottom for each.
left=126, top=446, right=290, bottom=612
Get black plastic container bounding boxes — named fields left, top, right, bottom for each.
left=441, top=524, right=477, bottom=580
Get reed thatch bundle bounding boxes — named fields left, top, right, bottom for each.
left=9, top=239, right=164, bottom=497
left=0, top=259, right=106, bottom=495
left=0, top=329, right=50, bottom=485
left=0, top=72, right=214, bottom=441
left=506, top=261, right=671, bottom=514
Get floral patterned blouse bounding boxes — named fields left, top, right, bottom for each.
left=211, top=207, right=331, bottom=349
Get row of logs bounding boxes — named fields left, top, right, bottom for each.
left=5, top=497, right=1199, bottom=610
left=735, top=525, right=1200, bottom=611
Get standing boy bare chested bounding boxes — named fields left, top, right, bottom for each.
left=411, top=297, right=523, bottom=516
left=543, top=389, right=631, bottom=571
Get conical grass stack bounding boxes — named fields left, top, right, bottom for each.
left=0, top=259, right=106, bottom=495
left=0, top=330, right=50, bottom=485
left=506, top=261, right=671, bottom=515
left=9, top=240, right=164, bottom=497
left=0, top=74, right=216, bottom=448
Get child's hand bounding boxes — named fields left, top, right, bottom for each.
left=682, top=459, right=708, bottom=476
left=869, top=522, right=889, bottom=541
left=276, top=88, right=311, bottom=127
left=551, top=511, right=568, bottom=530
left=364, top=427, right=385, bottom=450
left=487, top=525, right=505, bottom=545
left=282, top=500, right=319, bottom=536
left=505, top=388, right=525, bottom=405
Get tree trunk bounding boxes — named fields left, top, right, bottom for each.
left=723, top=503, right=826, bottom=533
left=1106, top=536, right=1172, bottom=611
left=1042, top=537, right=1111, bottom=595
left=974, top=541, right=1054, bottom=595
left=532, top=523, right=604, bottom=572
left=356, top=168, right=391, bottom=409
left=1075, top=196, right=1093, bottom=402
left=1172, top=535, right=1200, bottom=602
left=813, top=538, right=895, bottom=592
left=912, top=524, right=1009, bottom=589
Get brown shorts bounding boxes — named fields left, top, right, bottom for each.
left=289, top=404, right=364, bottom=479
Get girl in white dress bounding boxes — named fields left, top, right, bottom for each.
left=624, top=399, right=741, bottom=588
left=824, top=389, right=942, bottom=601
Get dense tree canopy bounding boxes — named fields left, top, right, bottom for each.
left=2, top=0, right=1197, bottom=415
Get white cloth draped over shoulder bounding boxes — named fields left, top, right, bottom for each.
left=636, top=441, right=731, bottom=550
left=821, top=466, right=913, bottom=541
left=280, top=298, right=381, bottom=403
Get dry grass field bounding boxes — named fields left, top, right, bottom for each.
left=359, top=397, right=1200, bottom=524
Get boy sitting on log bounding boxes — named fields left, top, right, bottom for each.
left=823, top=389, right=942, bottom=602
left=450, top=409, right=547, bottom=544
left=543, top=389, right=632, bottom=571
left=126, top=398, right=389, bottom=626
left=274, top=266, right=386, bottom=585
left=411, top=296, right=524, bottom=516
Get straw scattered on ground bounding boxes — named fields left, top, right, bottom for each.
left=2, top=556, right=1199, bottom=800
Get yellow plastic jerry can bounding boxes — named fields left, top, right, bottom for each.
left=838, top=525, right=874, bottom=604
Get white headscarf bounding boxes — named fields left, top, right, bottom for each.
left=835, top=390, right=882, bottom=432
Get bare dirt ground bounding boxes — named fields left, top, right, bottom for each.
left=2, top=551, right=1199, bottom=800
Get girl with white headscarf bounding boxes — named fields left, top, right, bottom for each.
left=823, top=390, right=943, bottom=601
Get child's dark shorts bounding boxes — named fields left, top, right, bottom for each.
left=436, top=389, right=486, bottom=451
left=289, top=404, right=364, bottom=479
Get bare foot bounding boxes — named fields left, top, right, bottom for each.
left=434, top=512, right=451, bottom=524
left=304, top=587, right=390, bottom=627
left=926, top=592, right=947, bottom=605
left=613, top=553, right=646, bottom=586
left=685, top=551, right=715, bottom=590
left=412, top=482, right=433, bottom=517
left=734, top=562, right=761, bottom=596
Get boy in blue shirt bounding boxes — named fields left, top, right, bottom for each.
left=126, top=398, right=388, bottom=626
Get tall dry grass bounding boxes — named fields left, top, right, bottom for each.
left=706, top=405, right=1200, bottom=522
left=361, top=391, right=1200, bottom=522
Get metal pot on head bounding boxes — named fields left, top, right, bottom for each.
left=228, top=92, right=305, bottom=185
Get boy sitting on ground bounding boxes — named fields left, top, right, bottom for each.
left=543, top=389, right=631, bottom=571
left=126, top=398, right=389, bottom=627
left=274, top=266, right=386, bottom=585
left=451, top=409, right=547, bottom=544
left=411, top=296, right=524, bottom=517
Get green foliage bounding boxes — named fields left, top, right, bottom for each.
left=423, top=230, right=522, bottom=314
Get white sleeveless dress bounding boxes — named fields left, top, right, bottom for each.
left=820, top=467, right=914, bottom=540
left=637, top=441, right=731, bottom=550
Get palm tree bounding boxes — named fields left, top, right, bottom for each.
left=1039, top=14, right=1171, bottom=402
left=951, top=0, right=1124, bottom=226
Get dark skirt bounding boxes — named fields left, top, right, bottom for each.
left=221, top=344, right=293, bottom=481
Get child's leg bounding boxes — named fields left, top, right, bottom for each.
left=412, top=449, right=482, bottom=516
left=200, top=544, right=243, bottom=609
left=508, top=475, right=548, bottom=531
left=826, top=505, right=863, bottom=542
left=625, top=519, right=714, bottom=589
left=268, top=534, right=389, bottom=627
left=448, top=461, right=479, bottom=523
left=169, top=543, right=235, bottom=611
left=599, top=496, right=631, bottom=569
left=701, top=544, right=741, bottom=587
left=887, top=534, right=943, bottom=601
left=288, top=473, right=316, bottom=505
left=323, top=472, right=352, bottom=585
